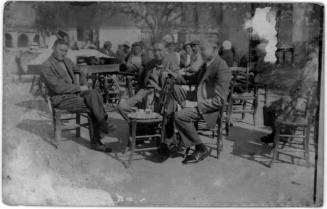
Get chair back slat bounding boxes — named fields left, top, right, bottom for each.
left=230, top=67, right=251, bottom=92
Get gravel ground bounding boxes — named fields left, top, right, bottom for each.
left=2, top=49, right=323, bottom=206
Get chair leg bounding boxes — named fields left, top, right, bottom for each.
left=217, top=124, right=223, bottom=159
left=270, top=123, right=280, bottom=167
left=264, top=86, right=268, bottom=105
left=304, top=124, right=310, bottom=167
left=242, top=100, right=246, bottom=119
left=253, top=96, right=258, bottom=126
left=227, top=102, right=233, bottom=131
left=87, top=114, right=94, bottom=143
left=29, top=75, right=37, bottom=93
left=54, top=111, right=61, bottom=142
left=128, top=121, right=137, bottom=167
left=76, top=113, right=81, bottom=138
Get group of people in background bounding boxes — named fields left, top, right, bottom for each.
left=97, top=39, right=239, bottom=74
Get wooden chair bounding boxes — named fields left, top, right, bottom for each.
left=227, top=67, right=258, bottom=127
left=41, top=75, right=92, bottom=147
left=269, top=86, right=317, bottom=167
left=194, top=103, right=229, bottom=159
left=126, top=115, right=165, bottom=167
left=254, top=82, right=268, bottom=105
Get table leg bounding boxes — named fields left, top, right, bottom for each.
left=128, top=121, right=137, bottom=167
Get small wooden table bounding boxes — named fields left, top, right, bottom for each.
left=126, top=112, right=164, bottom=167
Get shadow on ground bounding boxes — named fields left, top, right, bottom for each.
left=225, top=125, right=310, bottom=167
left=15, top=99, right=50, bottom=114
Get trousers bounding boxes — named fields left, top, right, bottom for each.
left=54, top=89, right=106, bottom=142
left=174, top=107, right=203, bottom=147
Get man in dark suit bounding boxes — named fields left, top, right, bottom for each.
left=175, top=40, right=232, bottom=164
left=41, top=39, right=115, bottom=152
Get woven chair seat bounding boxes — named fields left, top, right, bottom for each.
left=53, top=108, right=90, bottom=114
left=276, top=115, right=308, bottom=126
left=232, top=92, right=256, bottom=99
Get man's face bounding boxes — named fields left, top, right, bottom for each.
left=200, top=43, right=216, bottom=61
left=53, top=43, right=68, bottom=60
left=191, top=44, right=200, bottom=53
left=153, top=43, right=166, bottom=61
left=185, top=45, right=192, bottom=54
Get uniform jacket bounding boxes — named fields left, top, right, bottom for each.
left=40, top=55, right=86, bottom=106
left=196, top=55, right=232, bottom=128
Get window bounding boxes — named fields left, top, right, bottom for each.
left=17, top=33, right=29, bottom=47
left=5, top=33, right=13, bottom=48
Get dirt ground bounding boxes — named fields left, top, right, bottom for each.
left=2, top=49, right=323, bottom=206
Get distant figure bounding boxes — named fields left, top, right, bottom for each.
left=99, top=41, right=116, bottom=57
left=163, top=42, right=180, bottom=73
left=219, top=40, right=237, bottom=67
left=125, top=42, right=144, bottom=74
left=71, top=41, right=80, bottom=50
left=179, top=43, right=192, bottom=68
left=187, top=40, right=203, bottom=73
left=142, top=42, right=154, bottom=65
left=116, top=42, right=130, bottom=63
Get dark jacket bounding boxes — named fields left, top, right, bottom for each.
left=40, top=55, right=86, bottom=106
left=196, top=55, right=232, bottom=128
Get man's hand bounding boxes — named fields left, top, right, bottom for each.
left=80, top=85, right=89, bottom=92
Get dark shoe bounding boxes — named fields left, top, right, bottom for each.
left=158, top=143, right=170, bottom=158
left=91, top=143, right=112, bottom=152
left=100, top=119, right=117, bottom=134
left=182, top=148, right=211, bottom=164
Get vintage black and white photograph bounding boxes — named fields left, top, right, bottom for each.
left=2, top=1, right=324, bottom=206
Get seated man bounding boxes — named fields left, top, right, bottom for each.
left=99, top=41, right=116, bottom=57
left=41, top=39, right=115, bottom=152
left=175, top=40, right=232, bottom=164
left=118, top=42, right=186, bottom=154
left=261, top=50, right=319, bottom=143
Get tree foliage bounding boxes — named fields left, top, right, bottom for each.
left=119, top=2, right=184, bottom=42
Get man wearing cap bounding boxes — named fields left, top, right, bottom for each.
left=174, top=40, right=232, bottom=164
left=118, top=42, right=187, bottom=158
left=118, top=41, right=186, bottom=119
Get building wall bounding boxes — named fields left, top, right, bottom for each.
left=4, top=32, right=38, bottom=48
